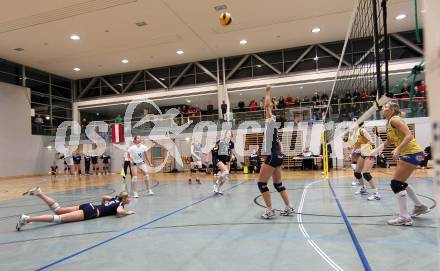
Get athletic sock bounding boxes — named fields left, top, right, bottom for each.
left=406, top=185, right=422, bottom=206
left=396, top=190, right=410, bottom=218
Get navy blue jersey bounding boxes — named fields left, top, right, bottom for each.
left=84, top=156, right=91, bottom=163
left=73, top=155, right=82, bottom=163
left=101, top=155, right=111, bottom=164
left=91, top=156, right=99, bottom=164
left=50, top=165, right=58, bottom=171
left=96, top=198, right=122, bottom=217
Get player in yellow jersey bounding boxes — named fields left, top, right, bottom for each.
left=345, top=121, right=381, bottom=200
left=382, top=102, right=430, bottom=226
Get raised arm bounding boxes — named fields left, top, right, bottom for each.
left=264, top=85, right=273, bottom=119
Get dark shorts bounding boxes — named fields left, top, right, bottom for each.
left=79, top=203, right=98, bottom=220
left=400, top=152, right=424, bottom=166
left=264, top=154, right=284, bottom=168
left=215, top=155, right=230, bottom=165
left=74, top=161, right=81, bottom=165
left=91, top=157, right=98, bottom=164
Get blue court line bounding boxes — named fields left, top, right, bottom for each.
left=34, top=182, right=244, bottom=271
left=328, top=180, right=373, bottom=271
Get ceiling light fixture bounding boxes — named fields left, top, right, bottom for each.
left=14, top=48, right=24, bottom=51
left=121, top=59, right=129, bottom=63
left=70, top=34, right=80, bottom=40
left=311, top=27, right=321, bottom=33
left=73, top=67, right=80, bottom=71
left=176, top=50, right=184, bottom=55
left=395, top=14, right=406, bottom=20
left=135, top=21, right=147, bottom=27
left=256, top=64, right=262, bottom=68
left=240, top=39, right=247, bottom=45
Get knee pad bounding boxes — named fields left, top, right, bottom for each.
left=273, top=182, right=286, bottom=192
left=351, top=163, right=357, bottom=170
left=354, top=172, right=362, bottom=180
left=50, top=202, right=61, bottom=212
left=52, top=215, right=61, bottom=224
left=390, top=179, right=408, bottom=194
left=257, top=182, right=269, bottom=193
left=362, top=173, right=372, bottom=182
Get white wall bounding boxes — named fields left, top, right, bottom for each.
left=0, top=82, right=56, bottom=177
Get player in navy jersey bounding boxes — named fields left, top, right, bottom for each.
left=101, top=153, right=111, bottom=175
left=73, top=151, right=82, bottom=175
left=212, top=130, right=234, bottom=195
left=16, top=188, right=134, bottom=231
left=91, top=153, right=99, bottom=175
left=189, top=140, right=203, bottom=184
left=49, top=161, right=58, bottom=180
left=84, top=154, right=91, bottom=175
left=258, top=86, right=295, bottom=219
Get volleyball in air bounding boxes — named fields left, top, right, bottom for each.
left=219, top=12, right=232, bottom=26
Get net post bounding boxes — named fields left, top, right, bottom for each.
left=371, top=0, right=383, bottom=97
left=381, top=0, right=390, bottom=96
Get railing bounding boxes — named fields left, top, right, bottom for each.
left=39, top=97, right=428, bottom=138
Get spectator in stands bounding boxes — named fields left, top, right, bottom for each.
left=302, top=96, right=310, bottom=105
left=312, top=92, right=320, bottom=105
left=331, top=93, right=339, bottom=116
left=238, top=100, right=245, bottom=112
left=207, top=104, right=214, bottom=114
left=249, top=99, right=258, bottom=111
left=400, top=80, right=410, bottom=98
left=259, top=97, right=264, bottom=109
left=285, top=95, right=293, bottom=107
left=321, top=92, right=329, bottom=104
left=271, top=98, right=277, bottom=109
left=277, top=96, right=285, bottom=109
left=377, top=153, right=389, bottom=168
left=415, top=80, right=426, bottom=97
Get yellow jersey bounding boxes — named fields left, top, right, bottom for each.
left=352, top=128, right=374, bottom=156
left=386, top=116, right=422, bottom=155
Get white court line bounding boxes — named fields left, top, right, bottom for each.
left=297, top=180, right=344, bottom=271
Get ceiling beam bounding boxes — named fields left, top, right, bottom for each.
left=77, top=77, right=99, bottom=99
left=195, top=62, right=217, bottom=81
left=100, top=77, right=121, bottom=95
left=252, top=54, right=282, bottom=74
left=121, top=71, right=143, bottom=94
left=354, top=37, right=384, bottom=66
left=285, top=45, right=314, bottom=73
left=317, top=44, right=351, bottom=67
left=390, top=33, right=424, bottom=56
left=145, top=70, right=168, bottom=89
left=170, top=63, right=193, bottom=88
left=226, top=54, right=250, bottom=80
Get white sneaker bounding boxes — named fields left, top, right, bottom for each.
left=133, top=192, right=139, bottom=198
left=387, top=216, right=413, bottom=226
left=355, top=187, right=368, bottom=195
left=217, top=189, right=224, bottom=195
left=22, top=187, right=42, bottom=196
left=212, top=185, right=219, bottom=194
left=148, top=190, right=154, bottom=196
left=367, top=193, right=381, bottom=201
left=280, top=206, right=295, bottom=216
left=410, top=205, right=430, bottom=217
left=261, top=209, right=276, bottom=219
left=352, top=180, right=360, bottom=186
left=16, top=214, right=29, bottom=231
